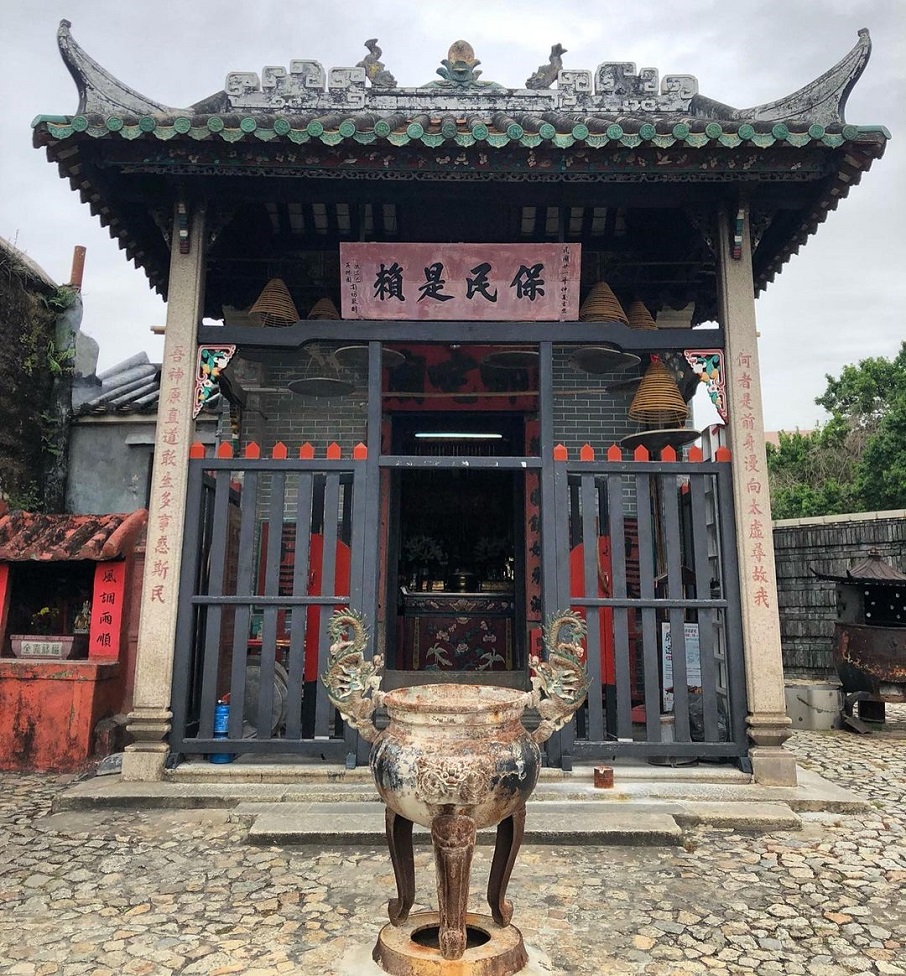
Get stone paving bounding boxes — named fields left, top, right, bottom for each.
left=0, top=706, right=904, bottom=976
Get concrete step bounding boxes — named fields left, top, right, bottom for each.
left=243, top=801, right=687, bottom=847
left=169, top=758, right=752, bottom=786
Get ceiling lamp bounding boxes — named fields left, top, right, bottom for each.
left=334, top=345, right=405, bottom=370
left=569, top=346, right=640, bottom=374
left=482, top=348, right=539, bottom=369
left=287, top=375, right=356, bottom=398
left=248, top=278, right=299, bottom=327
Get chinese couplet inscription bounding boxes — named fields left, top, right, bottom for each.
left=734, top=351, right=771, bottom=608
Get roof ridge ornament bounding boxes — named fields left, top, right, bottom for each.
left=54, top=20, right=873, bottom=125
left=526, top=43, right=566, bottom=90
left=357, top=38, right=397, bottom=89
left=423, top=40, right=504, bottom=89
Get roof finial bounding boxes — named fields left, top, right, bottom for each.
left=526, top=43, right=566, bottom=90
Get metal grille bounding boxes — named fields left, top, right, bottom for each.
left=552, top=451, right=748, bottom=761
left=170, top=445, right=372, bottom=762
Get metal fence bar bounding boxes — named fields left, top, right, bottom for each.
left=226, top=468, right=260, bottom=740
left=314, top=473, right=342, bottom=738
left=348, top=454, right=370, bottom=762
left=363, top=341, right=384, bottom=618
left=196, top=467, right=234, bottom=739
left=690, top=472, right=720, bottom=742
left=379, top=456, right=544, bottom=469
left=538, top=342, right=558, bottom=622
left=716, top=461, right=749, bottom=747
left=169, top=458, right=207, bottom=747
left=636, top=473, right=662, bottom=742
left=580, top=472, right=604, bottom=741
left=662, top=474, right=691, bottom=741
left=256, top=469, right=286, bottom=741
left=606, top=472, right=632, bottom=740
left=284, top=471, right=314, bottom=740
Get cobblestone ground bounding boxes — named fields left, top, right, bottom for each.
left=0, top=706, right=904, bottom=976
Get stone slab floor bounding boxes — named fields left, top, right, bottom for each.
left=0, top=705, right=904, bottom=976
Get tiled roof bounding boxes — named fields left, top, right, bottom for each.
left=0, top=509, right=147, bottom=561
left=34, top=112, right=886, bottom=151
left=74, top=352, right=161, bottom=415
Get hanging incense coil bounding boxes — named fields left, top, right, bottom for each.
left=628, top=359, right=689, bottom=427
left=627, top=301, right=658, bottom=331
left=307, top=297, right=341, bottom=320
left=249, top=278, right=299, bottom=327
left=579, top=281, right=628, bottom=324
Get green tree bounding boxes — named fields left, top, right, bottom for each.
left=766, top=343, right=906, bottom=518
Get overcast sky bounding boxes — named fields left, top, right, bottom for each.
left=2, top=0, right=903, bottom=431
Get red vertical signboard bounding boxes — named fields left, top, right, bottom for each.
left=89, top=561, right=126, bottom=659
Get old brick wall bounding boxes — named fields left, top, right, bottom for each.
left=0, top=245, right=57, bottom=509
left=773, top=511, right=906, bottom=677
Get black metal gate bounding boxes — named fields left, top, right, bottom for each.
left=548, top=443, right=749, bottom=762
left=170, top=442, right=376, bottom=763
left=170, top=336, right=745, bottom=768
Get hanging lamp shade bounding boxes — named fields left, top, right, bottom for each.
left=628, top=359, right=689, bottom=427
left=627, top=301, right=658, bottom=331
left=579, top=281, right=628, bottom=324
left=307, top=297, right=341, bottom=320
left=249, top=278, right=299, bottom=327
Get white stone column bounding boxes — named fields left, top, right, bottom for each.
left=122, top=203, right=206, bottom=782
left=716, top=204, right=797, bottom=787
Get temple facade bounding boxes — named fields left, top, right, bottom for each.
left=31, top=23, right=889, bottom=784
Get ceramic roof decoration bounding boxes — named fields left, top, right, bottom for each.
left=51, top=20, right=877, bottom=125
left=32, top=21, right=889, bottom=317
left=0, top=509, right=147, bottom=561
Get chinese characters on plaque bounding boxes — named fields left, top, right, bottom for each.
left=340, top=243, right=581, bottom=320
left=90, top=561, right=125, bottom=658
left=735, top=352, right=771, bottom=609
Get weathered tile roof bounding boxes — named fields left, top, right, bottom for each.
left=73, top=352, right=161, bottom=415
left=813, top=551, right=906, bottom=586
left=0, top=509, right=147, bottom=561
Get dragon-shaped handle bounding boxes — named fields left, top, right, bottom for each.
left=320, top=608, right=384, bottom=743
left=529, top=610, right=590, bottom=744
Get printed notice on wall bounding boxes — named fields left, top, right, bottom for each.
left=661, top=622, right=702, bottom=712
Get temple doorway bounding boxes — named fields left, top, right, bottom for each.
left=385, top=413, right=527, bottom=682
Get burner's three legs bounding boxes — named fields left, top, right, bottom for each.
left=385, top=808, right=415, bottom=924
left=431, top=812, right=477, bottom=960
left=487, top=803, right=526, bottom=925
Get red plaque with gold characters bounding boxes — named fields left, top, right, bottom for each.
left=340, top=243, right=580, bottom=321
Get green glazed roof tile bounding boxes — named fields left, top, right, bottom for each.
left=31, top=113, right=891, bottom=155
